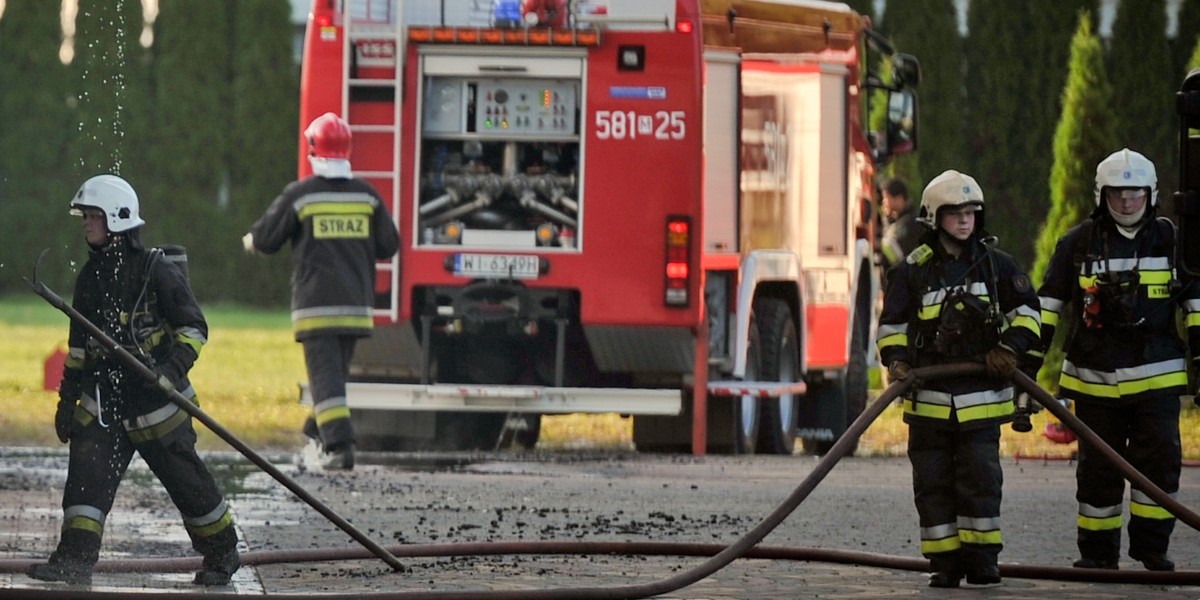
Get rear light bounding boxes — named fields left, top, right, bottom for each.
left=665, top=216, right=691, bottom=307
left=676, top=21, right=694, bottom=34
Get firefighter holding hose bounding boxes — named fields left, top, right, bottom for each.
left=27, top=175, right=241, bottom=586
left=876, top=170, right=1041, bottom=588
left=243, top=112, right=400, bottom=470
left=1038, top=148, right=1200, bottom=572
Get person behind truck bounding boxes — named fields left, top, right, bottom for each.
left=876, top=170, right=1041, bottom=588
left=879, top=176, right=923, bottom=273
left=27, top=174, right=240, bottom=586
left=243, top=112, right=400, bottom=471
left=1037, top=148, right=1200, bottom=572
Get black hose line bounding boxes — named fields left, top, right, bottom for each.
left=7, top=361, right=1200, bottom=598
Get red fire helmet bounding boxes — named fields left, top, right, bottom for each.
left=305, top=112, right=352, bottom=159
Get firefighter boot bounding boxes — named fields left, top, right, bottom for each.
left=27, top=556, right=93, bottom=585
left=320, top=441, right=355, bottom=471
left=965, top=565, right=1001, bottom=585
left=927, top=553, right=962, bottom=588
left=1130, top=551, right=1175, bottom=572
left=1072, top=557, right=1119, bottom=569
left=193, top=549, right=241, bottom=586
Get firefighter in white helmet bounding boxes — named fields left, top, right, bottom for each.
left=243, top=113, right=400, bottom=470
left=1038, top=148, right=1200, bottom=572
left=28, top=175, right=240, bottom=586
left=876, top=170, right=1041, bottom=588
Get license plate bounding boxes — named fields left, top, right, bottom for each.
left=453, top=253, right=540, bottom=279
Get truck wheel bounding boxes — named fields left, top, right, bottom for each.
left=843, top=290, right=870, bottom=438
left=733, top=307, right=763, bottom=454
left=754, top=297, right=799, bottom=455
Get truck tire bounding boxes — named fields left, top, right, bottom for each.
left=733, top=306, right=763, bottom=454
left=754, top=297, right=799, bottom=455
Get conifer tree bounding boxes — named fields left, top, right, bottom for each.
left=875, top=0, right=961, bottom=190
left=143, top=0, right=233, bottom=298
left=1173, top=0, right=1200, bottom=76
left=1031, top=12, right=1117, bottom=390
left=0, top=1, right=76, bottom=293
left=228, top=0, right=298, bottom=305
left=1108, top=0, right=1176, bottom=197
left=69, top=0, right=144, bottom=179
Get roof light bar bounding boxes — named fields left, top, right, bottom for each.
left=407, top=26, right=601, bottom=47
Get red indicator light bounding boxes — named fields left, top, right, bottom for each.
left=676, top=21, right=693, bottom=34
left=668, top=220, right=689, bottom=235
left=666, top=262, right=689, bottom=279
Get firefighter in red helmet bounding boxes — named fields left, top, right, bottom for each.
left=243, top=113, right=400, bottom=470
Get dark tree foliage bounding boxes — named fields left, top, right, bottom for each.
left=1173, top=0, right=1200, bottom=77
left=70, top=0, right=144, bottom=179
left=1031, top=13, right=1117, bottom=390
left=0, top=1, right=77, bottom=295
left=964, top=0, right=1094, bottom=266
left=841, top=0, right=874, bottom=22
left=1108, top=0, right=1176, bottom=200
left=877, top=0, right=964, bottom=189
left=228, top=0, right=299, bottom=305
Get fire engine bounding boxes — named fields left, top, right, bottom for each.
left=297, top=0, right=919, bottom=455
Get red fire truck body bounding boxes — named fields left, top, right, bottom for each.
left=298, top=0, right=918, bottom=454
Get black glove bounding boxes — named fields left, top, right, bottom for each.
left=55, top=379, right=82, bottom=444
left=889, top=361, right=923, bottom=386
left=54, top=398, right=75, bottom=443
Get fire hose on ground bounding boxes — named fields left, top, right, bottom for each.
left=4, top=351, right=1200, bottom=597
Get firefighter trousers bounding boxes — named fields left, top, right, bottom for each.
left=908, top=421, right=1003, bottom=574
left=1074, top=393, right=1180, bottom=562
left=301, top=335, right=358, bottom=450
left=53, top=413, right=238, bottom=566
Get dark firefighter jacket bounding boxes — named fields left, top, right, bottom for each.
left=876, top=232, right=1041, bottom=429
left=61, top=238, right=206, bottom=440
left=1038, top=215, right=1200, bottom=404
left=249, top=175, right=401, bottom=341
left=881, top=208, right=923, bottom=270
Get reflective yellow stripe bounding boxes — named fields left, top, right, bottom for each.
left=187, top=510, right=235, bottom=538
left=294, top=315, right=373, bottom=334
left=64, top=515, right=104, bottom=536
left=903, top=398, right=952, bottom=420
left=1041, top=310, right=1060, bottom=327
left=1140, top=271, right=1171, bottom=285
left=298, top=201, right=374, bottom=220
left=921, top=537, right=961, bottom=554
left=315, top=405, right=352, bottom=426
left=877, top=332, right=906, bottom=349
left=1188, top=313, right=1200, bottom=327
left=1131, top=501, right=1174, bottom=521
left=1061, top=371, right=1187, bottom=399
left=918, top=304, right=941, bottom=320
left=1011, top=314, right=1039, bottom=334
left=1078, top=514, right=1122, bottom=531
left=959, top=529, right=1003, bottom=545
left=957, top=401, right=1015, bottom=423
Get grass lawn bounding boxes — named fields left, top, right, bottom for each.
left=3, top=294, right=1199, bottom=458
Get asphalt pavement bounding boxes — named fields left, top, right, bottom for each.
left=2, top=446, right=1200, bottom=598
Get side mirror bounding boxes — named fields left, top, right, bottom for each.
left=892, top=53, right=921, bottom=87
left=1175, top=69, right=1200, bottom=275
left=884, top=88, right=918, bottom=157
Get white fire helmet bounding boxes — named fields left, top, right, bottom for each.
left=1094, top=147, right=1157, bottom=207
left=917, top=169, right=984, bottom=230
left=69, top=174, right=145, bottom=232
